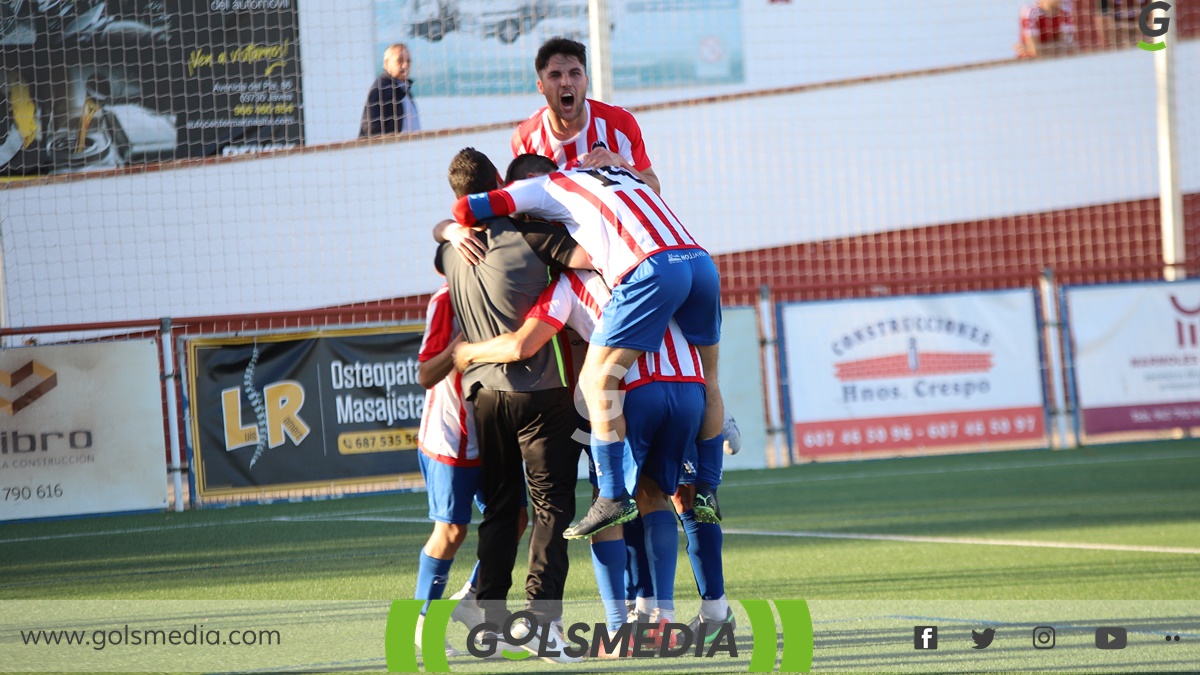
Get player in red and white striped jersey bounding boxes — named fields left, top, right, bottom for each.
left=417, top=284, right=477, bottom=467
left=457, top=165, right=696, bottom=290
left=414, top=283, right=528, bottom=655
left=514, top=37, right=660, bottom=195
left=525, top=269, right=704, bottom=390
left=451, top=154, right=725, bottom=539
left=1015, top=0, right=1076, bottom=58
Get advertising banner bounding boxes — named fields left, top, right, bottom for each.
left=0, top=0, right=302, bottom=178
left=374, top=0, right=743, bottom=96
left=0, top=340, right=167, bottom=521
left=1065, top=280, right=1200, bottom=436
left=779, top=290, right=1046, bottom=458
left=187, top=328, right=426, bottom=498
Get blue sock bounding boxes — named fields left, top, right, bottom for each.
left=590, top=540, right=628, bottom=632
left=696, top=434, right=724, bottom=488
left=623, top=516, right=653, bottom=602
left=643, top=510, right=678, bottom=613
left=592, top=438, right=626, bottom=499
left=679, top=509, right=725, bottom=600
left=468, top=560, right=480, bottom=589
left=415, top=551, right=455, bottom=614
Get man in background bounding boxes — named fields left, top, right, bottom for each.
left=360, top=43, right=421, bottom=137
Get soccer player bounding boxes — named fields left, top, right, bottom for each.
left=450, top=158, right=724, bottom=538
left=514, top=37, right=660, bottom=195
left=412, top=279, right=531, bottom=657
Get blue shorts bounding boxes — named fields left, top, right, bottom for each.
left=595, top=249, right=722, bottom=353
left=418, top=451, right=485, bottom=525
left=622, top=381, right=706, bottom=495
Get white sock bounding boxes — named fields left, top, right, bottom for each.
left=700, top=596, right=730, bottom=621
left=636, top=596, right=655, bottom=615
left=656, top=607, right=675, bottom=623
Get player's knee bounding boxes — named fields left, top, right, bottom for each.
left=635, top=479, right=670, bottom=513
left=672, top=484, right=696, bottom=512
left=443, top=523, right=469, bottom=549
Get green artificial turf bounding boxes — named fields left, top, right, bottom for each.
left=2, top=441, right=1198, bottom=673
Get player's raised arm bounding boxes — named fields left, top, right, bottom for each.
left=451, top=175, right=571, bottom=228
left=433, top=218, right=487, bottom=265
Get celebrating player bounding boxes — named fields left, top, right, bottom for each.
left=451, top=157, right=724, bottom=538
left=412, top=280, right=528, bottom=656
left=514, top=37, right=660, bottom=195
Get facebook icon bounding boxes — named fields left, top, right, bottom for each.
left=914, top=626, right=939, bottom=650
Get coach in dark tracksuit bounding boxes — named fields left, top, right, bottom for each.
left=436, top=148, right=581, bottom=627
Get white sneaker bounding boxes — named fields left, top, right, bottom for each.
left=415, top=613, right=461, bottom=658
left=511, top=617, right=582, bottom=664
left=449, top=581, right=473, bottom=600
left=449, top=586, right=484, bottom=629
left=473, top=629, right=524, bottom=659
left=722, top=410, right=742, bottom=455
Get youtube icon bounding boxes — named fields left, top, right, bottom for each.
left=1095, top=627, right=1128, bottom=650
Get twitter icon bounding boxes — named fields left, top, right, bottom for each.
left=972, top=628, right=996, bottom=649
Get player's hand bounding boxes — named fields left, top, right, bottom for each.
left=578, top=147, right=633, bottom=171
left=446, top=223, right=487, bottom=265
left=452, top=343, right=472, bottom=372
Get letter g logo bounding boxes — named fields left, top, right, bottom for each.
left=1138, top=1, right=1171, bottom=50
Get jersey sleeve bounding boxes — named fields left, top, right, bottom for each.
left=614, top=109, right=652, bottom=173
left=418, top=289, right=455, bottom=362
left=452, top=175, right=570, bottom=228
left=1019, top=5, right=1038, bottom=40
left=526, top=275, right=574, bottom=330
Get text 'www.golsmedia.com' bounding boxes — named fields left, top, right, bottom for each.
left=20, top=625, right=282, bottom=650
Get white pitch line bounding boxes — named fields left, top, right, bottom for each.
left=723, top=528, right=1200, bottom=555
left=0, top=505, right=427, bottom=544
left=722, top=449, right=1199, bottom=490
left=274, top=516, right=430, bottom=524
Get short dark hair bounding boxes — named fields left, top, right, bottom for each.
left=448, top=147, right=499, bottom=198
left=535, top=37, right=587, bottom=74
left=505, top=154, right=558, bottom=184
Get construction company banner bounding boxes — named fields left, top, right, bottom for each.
left=186, top=328, right=426, bottom=498
left=375, top=0, right=743, bottom=96
left=1065, top=280, right=1200, bottom=436
left=1, top=0, right=302, bottom=178
left=779, top=290, right=1046, bottom=458
left=0, top=341, right=167, bottom=521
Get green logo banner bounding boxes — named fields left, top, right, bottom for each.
left=385, top=598, right=814, bottom=672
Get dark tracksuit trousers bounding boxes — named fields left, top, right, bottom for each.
left=472, top=387, right=581, bottom=624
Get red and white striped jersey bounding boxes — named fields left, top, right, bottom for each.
left=454, top=166, right=702, bottom=288
left=1019, top=3, right=1075, bottom=45
left=527, top=270, right=705, bottom=390
left=417, top=285, right=479, bottom=467
left=511, top=99, right=652, bottom=172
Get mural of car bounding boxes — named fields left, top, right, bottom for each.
left=408, top=0, right=588, bottom=45
left=407, top=0, right=458, bottom=41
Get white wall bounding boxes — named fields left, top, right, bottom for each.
left=301, top=0, right=1031, bottom=141
left=2, top=41, right=1195, bottom=328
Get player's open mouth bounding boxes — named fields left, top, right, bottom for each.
left=560, top=92, right=576, bottom=111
